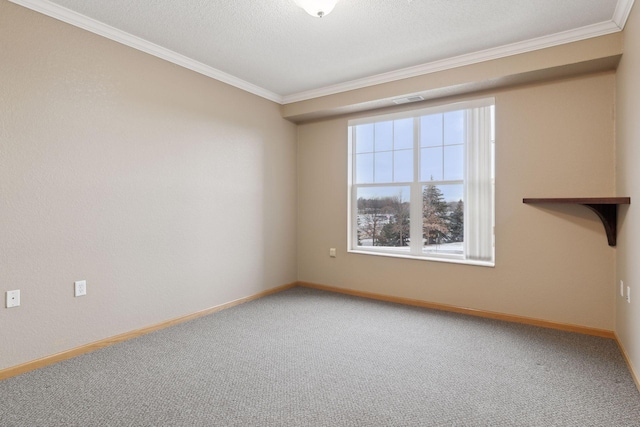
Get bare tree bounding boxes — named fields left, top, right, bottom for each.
left=357, top=197, right=389, bottom=246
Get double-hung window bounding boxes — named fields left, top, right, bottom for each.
left=348, top=98, right=495, bottom=266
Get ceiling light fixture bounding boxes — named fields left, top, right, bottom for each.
left=295, top=0, right=339, bottom=18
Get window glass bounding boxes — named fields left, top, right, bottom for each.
left=444, top=110, right=464, bottom=145
left=422, top=184, right=464, bottom=256
left=394, top=118, right=414, bottom=149
left=349, top=98, right=495, bottom=265
left=355, top=153, right=374, bottom=184
left=394, top=149, right=413, bottom=182
left=374, top=152, right=393, bottom=183
left=374, top=121, right=393, bottom=152
left=443, top=145, right=464, bottom=181
left=420, top=114, right=442, bottom=147
left=421, top=147, right=443, bottom=181
left=356, top=186, right=410, bottom=249
left=356, top=124, right=374, bottom=153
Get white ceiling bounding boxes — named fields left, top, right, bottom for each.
left=11, top=0, right=635, bottom=103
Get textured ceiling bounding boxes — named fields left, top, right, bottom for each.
left=14, top=0, right=630, bottom=102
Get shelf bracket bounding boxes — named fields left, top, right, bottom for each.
left=581, top=203, right=618, bottom=246
left=522, top=198, right=630, bottom=247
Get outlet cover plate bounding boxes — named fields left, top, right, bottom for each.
left=74, top=280, right=87, bottom=297
left=6, top=290, right=20, bottom=308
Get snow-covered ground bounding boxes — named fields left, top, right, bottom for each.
left=359, top=240, right=463, bottom=255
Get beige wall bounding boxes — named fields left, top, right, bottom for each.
left=298, top=73, right=616, bottom=330
left=0, top=0, right=628, bottom=374
left=0, top=1, right=297, bottom=370
left=616, top=3, right=640, bottom=383
left=282, top=35, right=622, bottom=123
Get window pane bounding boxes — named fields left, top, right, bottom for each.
left=356, top=153, right=374, bottom=183
left=375, top=121, right=393, bottom=152
left=356, top=124, right=374, bottom=153
left=374, top=151, right=393, bottom=183
left=394, top=118, right=413, bottom=149
left=420, top=147, right=442, bottom=181
left=394, top=149, right=413, bottom=182
left=443, top=145, right=464, bottom=181
left=356, top=186, right=410, bottom=248
left=420, top=114, right=442, bottom=147
left=422, top=184, right=464, bottom=255
left=444, top=110, right=464, bottom=145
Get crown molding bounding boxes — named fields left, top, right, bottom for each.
left=8, top=0, right=284, bottom=104
left=613, top=0, right=636, bottom=29
left=10, top=0, right=634, bottom=106
left=281, top=19, right=624, bottom=104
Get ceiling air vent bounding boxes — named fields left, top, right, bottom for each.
left=392, top=95, right=424, bottom=105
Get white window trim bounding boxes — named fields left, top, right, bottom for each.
left=347, top=97, right=495, bottom=267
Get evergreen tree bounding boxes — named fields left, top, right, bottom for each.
left=422, top=185, right=449, bottom=245
left=448, top=199, right=464, bottom=243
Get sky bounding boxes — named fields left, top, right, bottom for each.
left=353, top=109, right=465, bottom=203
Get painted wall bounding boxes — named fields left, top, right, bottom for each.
left=616, top=2, right=640, bottom=384
left=283, top=34, right=622, bottom=123
left=298, top=73, right=616, bottom=330
left=0, top=0, right=626, bottom=374
left=0, top=1, right=297, bottom=370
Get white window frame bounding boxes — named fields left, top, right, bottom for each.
left=347, top=97, right=495, bottom=267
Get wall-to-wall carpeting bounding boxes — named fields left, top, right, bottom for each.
left=2, top=287, right=639, bottom=426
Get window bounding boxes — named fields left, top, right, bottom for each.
left=348, top=98, right=495, bottom=266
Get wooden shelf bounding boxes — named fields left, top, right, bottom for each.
left=523, top=197, right=630, bottom=247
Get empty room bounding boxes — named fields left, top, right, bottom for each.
left=2, top=0, right=640, bottom=425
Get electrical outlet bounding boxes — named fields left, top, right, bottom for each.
left=6, top=290, right=20, bottom=308
left=74, top=280, right=87, bottom=297
left=329, top=248, right=337, bottom=257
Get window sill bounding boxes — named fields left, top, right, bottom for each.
left=348, top=249, right=495, bottom=268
